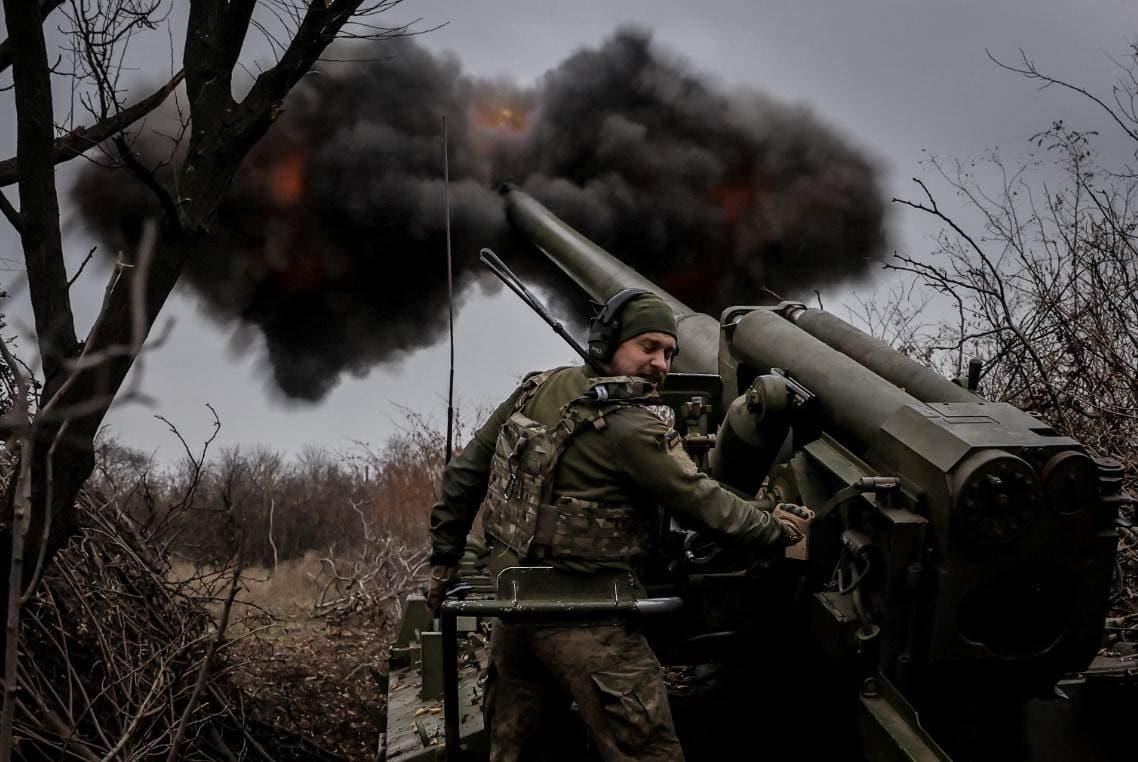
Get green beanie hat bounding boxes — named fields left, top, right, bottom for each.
left=615, top=293, right=678, bottom=345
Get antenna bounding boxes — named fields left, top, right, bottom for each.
left=479, top=247, right=600, bottom=373
left=443, top=116, right=456, bottom=465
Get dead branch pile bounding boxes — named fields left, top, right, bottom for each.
left=14, top=490, right=340, bottom=761
left=306, top=502, right=430, bottom=625
left=16, top=490, right=222, bottom=759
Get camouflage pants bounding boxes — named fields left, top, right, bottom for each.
left=485, top=621, right=684, bottom=762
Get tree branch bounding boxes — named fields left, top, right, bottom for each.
left=243, top=1, right=366, bottom=120
left=0, top=0, right=411, bottom=635
left=184, top=1, right=237, bottom=132
left=67, top=246, right=96, bottom=289
left=219, top=1, right=258, bottom=74
left=989, top=49, right=1138, bottom=143
left=0, top=0, right=64, bottom=76
left=893, top=179, right=1075, bottom=432
left=2, top=0, right=79, bottom=386
left=0, top=189, right=22, bottom=235
left=0, top=70, right=185, bottom=189
left=166, top=549, right=242, bottom=762
left=112, top=135, right=182, bottom=229
left=175, top=1, right=371, bottom=227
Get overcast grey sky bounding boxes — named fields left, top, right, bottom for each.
left=1, top=1, right=1134, bottom=462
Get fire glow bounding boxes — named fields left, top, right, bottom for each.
left=472, top=103, right=530, bottom=133
left=708, top=180, right=761, bottom=226
left=265, top=150, right=307, bottom=208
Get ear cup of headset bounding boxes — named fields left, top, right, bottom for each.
left=588, top=288, right=650, bottom=362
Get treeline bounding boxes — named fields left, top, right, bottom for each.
left=88, top=422, right=447, bottom=568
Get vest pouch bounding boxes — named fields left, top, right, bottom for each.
left=540, top=496, right=655, bottom=561
left=483, top=412, right=560, bottom=556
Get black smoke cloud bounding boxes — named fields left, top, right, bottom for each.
left=74, top=28, right=887, bottom=400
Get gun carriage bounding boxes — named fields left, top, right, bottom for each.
left=383, top=188, right=1130, bottom=761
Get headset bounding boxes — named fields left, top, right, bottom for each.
left=587, top=288, right=652, bottom=363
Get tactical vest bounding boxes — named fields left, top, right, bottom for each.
left=481, top=370, right=660, bottom=562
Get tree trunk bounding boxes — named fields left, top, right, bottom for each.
left=0, top=0, right=372, bottom=647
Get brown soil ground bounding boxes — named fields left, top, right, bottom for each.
left=229, top=613, right=399, bottom=760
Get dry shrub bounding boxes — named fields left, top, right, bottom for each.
left=90, top=409, right=461, bottom=570
left=357, top=421, right=447, bottom=544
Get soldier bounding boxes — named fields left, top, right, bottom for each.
left=427, top=289, right=813, bottom=762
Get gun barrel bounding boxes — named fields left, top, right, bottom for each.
left=733, top=308, right=928, bottom=450
left=503, top=187, right=720, bottom=374
left=787, top=307, right=979, bottom=403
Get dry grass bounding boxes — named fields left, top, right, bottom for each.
left=170, top=537, right=428, bottom=627
left=171, top=552, right=327, bottom=623
left=242, top=554, right=331, bottom=618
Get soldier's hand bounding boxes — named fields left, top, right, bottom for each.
left=425, top=564, right=460, bottom=615
left=773, top=503, right=815, bottom=546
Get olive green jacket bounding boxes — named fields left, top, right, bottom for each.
left=429, top=366, right=787, bottom=573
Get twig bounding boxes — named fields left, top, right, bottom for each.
left=206, top=685, right=278, bottom=762
left=268, top=496, right=279, bottom=577
left=19, top=419, right=67, bottom=604
left=987, top=49, right=1138, bottom=143
left=166, top=548, right=242, bottom=762
left=0, top=333, right=32, bottom=762
left=67, top=247, right=96, bottom=289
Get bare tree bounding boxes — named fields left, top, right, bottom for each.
left=885, top=45, right=1138, bottom=624
left=0, top=0, right=415, bottom=637
left=892, top=112, right=1138, bottom=464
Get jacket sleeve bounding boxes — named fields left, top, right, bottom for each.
left=428, top=386, right=524, bottom=566
left=606, top=407, right=789, bottom=549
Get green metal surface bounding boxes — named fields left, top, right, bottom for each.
left=858, top=676, right=951, bottom=762
left=394, top=595, right=434, bottom=651
left=385, top=661, right=486, bottom=762
left=420, top=631, right=443, bottom=700
left=496, top=565, right=639, bottom=603
left=790, top=307, right=980, bottom=404
left=730, top=306, right=929, bottom=451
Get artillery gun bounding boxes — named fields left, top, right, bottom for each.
left=383, top=188, right=1133, bottom=761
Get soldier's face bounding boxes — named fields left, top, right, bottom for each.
left=606, top=331, right=677, bottom=386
